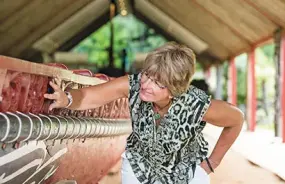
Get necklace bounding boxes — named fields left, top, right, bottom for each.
left=153, top=100, right=172, bottom=120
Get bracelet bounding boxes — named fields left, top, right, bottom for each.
left=64, top=91, right=73, bottom=108
left=205, top=157, right=215, bottom=173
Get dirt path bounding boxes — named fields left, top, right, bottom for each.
left=99, top=141, right=285, bottom=184
left=209, top=147, right=284, bottom=184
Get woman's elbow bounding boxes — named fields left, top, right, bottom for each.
left=233, top=108, right=245, bottom=127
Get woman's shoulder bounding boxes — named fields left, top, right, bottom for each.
left=128, top=73, right=141, bottom=85
left=186, top=85, right=211, bottom=104
left=128, top=73, right=141, bottom=99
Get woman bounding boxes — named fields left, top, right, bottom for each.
left=44, top=42, right=244, bottom=184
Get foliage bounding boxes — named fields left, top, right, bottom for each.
left=235, top=53, right=248, bottom=105
left=229, top=43, right=275, bottom=127
left=227, top=44, right=275, bottom=106
left=72, top=15, right=167, bottom=71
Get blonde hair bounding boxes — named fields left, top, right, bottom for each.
left=142, top=42, right=196, bottom=96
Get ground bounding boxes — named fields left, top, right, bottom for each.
left=99, top=140, right=285, bottom=184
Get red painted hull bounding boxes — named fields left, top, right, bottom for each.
left=46, top=135, right=128, bottom=184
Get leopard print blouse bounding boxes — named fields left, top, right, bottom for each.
left=125, top=73, right=211, bottom=184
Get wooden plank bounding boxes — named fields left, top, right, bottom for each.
left=0, top=0, right=43, bottom=32
left=194, top=0, right=276, bottom=44
left=0, top=56, right=105, bottom=86
left=0, top=0, right=31, bottom=22
left=149, top=0, right=250, bottom=60
left=134, top=0, right=209, bottom=54
left=32, top=0, right=110, bottom=54
left=49, top=10, right=110, bottom=52
left=0, top=0, right=74, bottom=53
left=0, top=0, right=45, bottom=53
left=6, top=0, right=93, bottom=57
left=148, top=0, right=228, bottom=59
left=245, top=0, right=285, bottom=28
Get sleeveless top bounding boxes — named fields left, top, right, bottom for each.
left=126, top=73, right=211, bottom=184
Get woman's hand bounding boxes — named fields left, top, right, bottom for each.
left=44, top=80, right=69, bottom=111
left=200, top=158, right=219, bottom=174
left=43, top=75, right=129, bottom=111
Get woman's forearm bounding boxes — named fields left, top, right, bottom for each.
left=209, top=123, right=243, bottom=164
left=45, top=76, right=129, bottom=111
left=68, top=76, right=129, bottom=110
left=202, top=100, right=245, bottom=165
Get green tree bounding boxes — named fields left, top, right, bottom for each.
left=72, top=15, right=167, bottom=71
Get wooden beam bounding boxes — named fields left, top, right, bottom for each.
left=193, top=0, right=252, bottom=45
left=32, top=0, right=110, bottom=54
left=243, top=0, right=285, bottom=28
left=0, top=0, right=73, bottom=54
left=148, top=0, right=243, bottom=60
left=194, top=0, right=277, bottom=45
left=0, top=0, right=32, bottom=22
left=18, top=9, right=109, bottom=62
left=0, top=56, right=105, bottom=85
left=6, top=0, right=93, bottom=58
left=134, top=0, right=209, bottom=54
left=229, top=34, right=273, bottom=60
left=57, top=11, right=110, bottom=52
left=133, top=12, right=178, bottom=46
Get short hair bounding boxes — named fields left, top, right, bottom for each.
left=142, top=42, right=196, bottom=96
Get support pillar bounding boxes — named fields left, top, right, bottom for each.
left=273, top=28, right=282, bottom=137
left=215, top=64, right=223, bottom=100
left=204, top=67, right=211, bottom=80
left=281, top=34, right=285, bottom=142
left=228, top=58, right=237, bottom=106
left=247, top=49, right=257, bottom=132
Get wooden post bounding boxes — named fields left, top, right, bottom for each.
left=215, top=64, right=223, bottom=100
left=281, top=34, right=285, bottom=142
left=228, top=58, right=237, bottom=106
left=204, top=67, right=211, bottom=80
left=109, top=1, right=116, bottom=68
left=273, top=29, right=282, bottom=137
left=247, top=49, right=256, bottom=132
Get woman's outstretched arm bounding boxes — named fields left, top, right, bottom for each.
left=44, top=75, right=129, bottom=111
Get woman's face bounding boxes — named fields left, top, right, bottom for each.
left=139, top=72, right=172, bottom=102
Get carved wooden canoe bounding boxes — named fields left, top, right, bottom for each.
left=0, top=56, right=131, bottom=184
